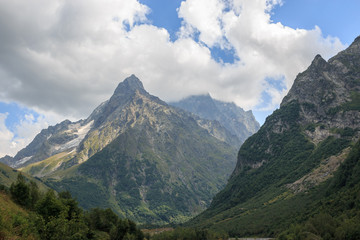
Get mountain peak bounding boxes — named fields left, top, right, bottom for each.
left=312, top=54, right=327, bottom=67
left=123, top=74, right=144, bottom=89
left=115, top=74, right=144, bottom=93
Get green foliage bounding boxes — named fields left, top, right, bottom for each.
left=278, top=214, right=360, bottom=240
left=36, top=190, right=64, bottom=221
left=209, top=101, right=316, bottom=211
left=331, top=140, right=360, bottom=189
left=151, top=227, right=228, bottom=240
left=48, top=176, right=110, bottom=210
left=2, top=173, right=144, bottom=240
left=278, top=140, right=360, bottom=239
left=10, top=173, right=31, bottom=208
left=85, top=208, right=144, bottom=240
left=188, top=100, right=356, bottom=237
left=49, top=119, right=238, bottom=225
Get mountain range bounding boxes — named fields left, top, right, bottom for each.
left=0, top=75, right=259, bottom=225
left=187, top=36, right=360, bottom=238
left=1, top=32, right=359, bottom=239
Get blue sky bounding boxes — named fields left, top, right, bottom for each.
left=136, top=0, right=360, bottom=124
left=0, top=0, right=359, bottom=157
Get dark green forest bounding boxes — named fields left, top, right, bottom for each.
left=0, top=173, right=144, bottom=240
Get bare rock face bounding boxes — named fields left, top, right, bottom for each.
left=282, top=38, right=360, bottom=130
left=233, top=37, right=360, bottom=175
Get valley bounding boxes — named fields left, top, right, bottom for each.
left=1, top=26, right=359, bottom=240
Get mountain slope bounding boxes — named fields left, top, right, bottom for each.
left=0, top=162, right=49, bottom=192
left=170, top=94, right=260, bottom=143
left=188, top=36, right=360, bottom=237
left=2, top=75, right=239, bottom=225
left=0, top=119, right=92, bottom=169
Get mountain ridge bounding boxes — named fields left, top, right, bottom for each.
left=186, top=35, right=360, bottom=237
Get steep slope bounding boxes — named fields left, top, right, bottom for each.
left=0, top=162, right=49, bottom=192
left=0, top=191, right=37, bottom=239
left=188, top=36, right=360, bottom=237
left=4, top=75, right=239, bottom=225
left=170, top=94, right=260, bottom=142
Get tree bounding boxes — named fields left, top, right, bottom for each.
left=10, top=173, right=30, bottom=207
left=59, top=191, right=82, bottom=220
left=36, top=190, right=64, bottom=221
left=29, top=180, right=40, bottom=209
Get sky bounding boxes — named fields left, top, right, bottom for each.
left=0, top=0, right=359, bottom=157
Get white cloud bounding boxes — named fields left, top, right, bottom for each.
left=0, top=0, right=349, bottom=156
left=0, top=112, right=51, bottom=157
left=178, top=0, right=226, bottom=47
left=176, top=0, right=345, bottom=108
left=0, top=113, right=15, bottom=157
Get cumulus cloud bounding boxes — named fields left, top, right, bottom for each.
left=0, top=0, right=348, bottom=156
left=177, top=0, right=345, bottom=108
left=0, top=112, right=50, bottom=157
left=178, top=0, right=226, bottom=47
left=0, top=113, right=15, bottom=157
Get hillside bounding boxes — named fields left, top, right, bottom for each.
left=187, top=36, right=360, bottom=238
left=0, top=176, right=144, bottom=240
left=0, top=162, right=49, bottom=192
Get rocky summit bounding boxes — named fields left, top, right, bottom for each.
left=170, top=94, right=260, bottom=143
left=1, top=75, right=241, bottom=225
left=187, top=36, right=360, bottom=237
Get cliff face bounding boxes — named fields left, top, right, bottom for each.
left=187, top=36, right=360, bottom=237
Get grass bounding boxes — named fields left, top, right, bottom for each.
left=0, top=191, right=37, bottom=239
left=20, top=150, right=76, bottom=177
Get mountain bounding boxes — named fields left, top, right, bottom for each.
left=188, top=36, right=360, bottom=237
left=1, top=75, right=239, bottom=225
left=170, top=94, right=260, bottom=143
left=0, top=119, right=91, bottom=169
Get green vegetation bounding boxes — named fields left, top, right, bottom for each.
left=20, top=151, right=76, bottom=177
left=186, top=100, right=357, bottom=237
left=151, top=227, right=229, bottom=240
left=46, top=120, right=238, bottom=225
left=0, top=173, right=144, bottom=240
left=278, top=140, right=360, bottom=239
left=0, top=162, right=49, bottom=192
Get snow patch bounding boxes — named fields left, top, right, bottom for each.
left=56, top=120, right=94, bottom=152
left=14, top=156, right=32, bottom=168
